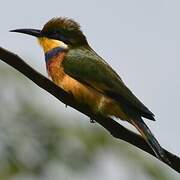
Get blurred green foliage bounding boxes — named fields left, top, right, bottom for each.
left=0, top=63, right=177, bottom=180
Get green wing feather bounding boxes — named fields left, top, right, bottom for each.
left=63, top=47, right=155, bottom=120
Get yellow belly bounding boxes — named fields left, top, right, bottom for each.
left=47, top=53, right=128, bottom=120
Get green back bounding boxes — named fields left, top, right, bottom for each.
left=62, top=46, right=154, bottom=120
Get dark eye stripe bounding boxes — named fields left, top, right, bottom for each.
left=44, top=30, right=69, bottom=43
left=58, top=34, right=67, bottom=42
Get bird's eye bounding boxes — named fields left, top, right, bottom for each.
left=51, top=30, right=68, bottom=42
left=52, top=30, right=59, bottom=35
left=58, top=35, right=67, bottom=42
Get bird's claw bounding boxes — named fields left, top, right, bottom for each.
left=90, top=118, right=96, bottom=123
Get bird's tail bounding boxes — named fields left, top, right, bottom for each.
left=130, top=118, right=170, bottom=165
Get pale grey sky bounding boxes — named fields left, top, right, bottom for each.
left=1, top=0, right=180, bottom=171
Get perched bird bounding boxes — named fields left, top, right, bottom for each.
left=11, top=17, right=169, bottom=163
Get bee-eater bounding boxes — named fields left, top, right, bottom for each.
left=11, top=17, right=169, bottom=163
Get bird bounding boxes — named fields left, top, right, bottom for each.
left=11, top=17, right=169, bottom=164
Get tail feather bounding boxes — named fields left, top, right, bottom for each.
left=130, top=118, right=170, bottom=165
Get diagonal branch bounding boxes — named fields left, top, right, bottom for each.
left=0, top=47, right=179, bottom=173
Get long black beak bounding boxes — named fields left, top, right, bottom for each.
left=10, top=29, right=41, bottom=37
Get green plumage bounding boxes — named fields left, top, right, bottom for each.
left=63, top=46, right=155, bottom=120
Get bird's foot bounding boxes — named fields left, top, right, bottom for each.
left=90, top=118, right=96, bottom=123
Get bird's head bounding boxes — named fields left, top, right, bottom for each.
left=11, top=17, right=88, bottom=53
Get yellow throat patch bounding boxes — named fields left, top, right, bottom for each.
left=38, top=37, right=68, bottom=53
